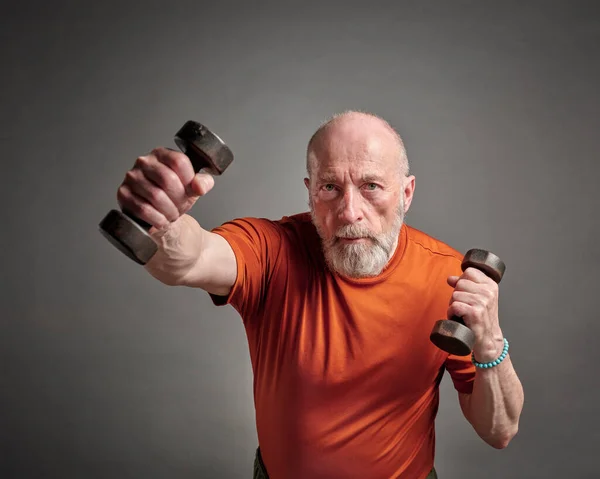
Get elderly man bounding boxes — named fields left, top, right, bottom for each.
left=116, top=111, right=524, bottom=479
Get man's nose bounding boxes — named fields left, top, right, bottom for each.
left=338, top=189, right=363, bottom=223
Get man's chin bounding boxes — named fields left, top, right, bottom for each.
left=323, top=245, right=389, bottom=278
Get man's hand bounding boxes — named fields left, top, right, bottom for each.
left=114, top=146, right=236, bottom=294
left=117, top=146, right=215, bottom=232
left=447, top=268, right=504, bottom=363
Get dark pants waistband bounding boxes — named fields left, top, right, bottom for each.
left=253, top=447, right=438, bottom=478
left=253, top=447, right=269, bottom=479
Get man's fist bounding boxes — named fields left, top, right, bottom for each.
left=447, top=268, right=504, bottom=362
left=116, top=147, right=215, bottom=230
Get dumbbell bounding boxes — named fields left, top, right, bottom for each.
left=98, top=120, right=234, bottom=265
left=429, top=249, right=506, bottom=356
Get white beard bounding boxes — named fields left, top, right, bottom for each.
left=310, top=200, right=405, bottom=278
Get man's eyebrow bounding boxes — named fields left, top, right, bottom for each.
left=316, top=173, right=386, bottom=183
left=317, top=173, right=338, bottom=183
left=360, top=174, right=386, bottom=183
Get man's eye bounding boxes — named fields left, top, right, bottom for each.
left=365, top=183, right=378, bottom=190
left=323, top=184, right=335, bottom=191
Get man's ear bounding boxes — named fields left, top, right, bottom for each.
left=304, top=178, right=310, bottom=190
left=403, top=175, right=416, bottom=213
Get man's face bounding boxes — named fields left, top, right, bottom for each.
left=305, top=118, right=415, bottom=278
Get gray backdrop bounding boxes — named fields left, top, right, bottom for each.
left=2, top=1, right=598, bottom=478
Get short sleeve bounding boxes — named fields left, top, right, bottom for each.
left=444, top=353, right=476, bottom=394
left=208, top=217, right=284, bottom=321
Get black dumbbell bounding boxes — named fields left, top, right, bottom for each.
left=98, top=120, right=234, bottom=265
left=429, top=249, right=506, bottom=356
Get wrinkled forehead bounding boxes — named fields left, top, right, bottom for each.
left=309, top=129, right=400, bottom=178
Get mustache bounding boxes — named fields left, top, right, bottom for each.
left=334, top=224, right=377, bottom=241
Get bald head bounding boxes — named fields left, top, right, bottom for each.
left=306, top=110, right=409, bottom=180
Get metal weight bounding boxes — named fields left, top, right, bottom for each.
left=98, top=121, right=234, bottom=265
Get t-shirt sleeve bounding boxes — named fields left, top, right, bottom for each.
left=445, top=353, right=476, bottom=394
left=208, top=217, right=284, bottom=322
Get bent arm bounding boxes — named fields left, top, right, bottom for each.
left=459, top=349, right=524, bottom=449
left=144, top=213, right=237, bottom=296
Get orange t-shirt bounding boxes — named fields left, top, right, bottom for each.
left=210, top=212, right=475, bottom=479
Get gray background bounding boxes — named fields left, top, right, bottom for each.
left=2, top=0, right=598, bottom=477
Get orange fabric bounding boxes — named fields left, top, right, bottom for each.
left=210, top=212, right=475, bottom=479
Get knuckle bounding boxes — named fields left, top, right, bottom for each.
left=169, top=151, right=189, bottom=170
left=124, top=169, right=138, bottom=183
left=165, top=154, right=194, bottom=184
left=147, top=186, right=164, bottom=204
left=134, top=155, right=150, bottom=169
left=116, top=185, right=129, bottom=203
left=150, top=146, right=167, bottom=157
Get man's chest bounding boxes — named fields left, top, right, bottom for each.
left=253, top=278, right=448, bottom=401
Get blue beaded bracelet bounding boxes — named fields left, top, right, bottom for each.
left=472, top=338, right=509, bottom=369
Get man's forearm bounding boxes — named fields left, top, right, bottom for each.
left=142, top=214, right=237, bottom=296
left=463, top=353, right=524, bottom=449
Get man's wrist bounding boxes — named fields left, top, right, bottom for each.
left=473, top=335, right=505, bottom=364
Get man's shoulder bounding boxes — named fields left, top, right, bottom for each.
left=275, top=211, right=314, bottom=229
left=215, top=211, right=317, bottom=242
left=404, top=224, right=464, bottom=263
left=273, top=211, right=321, bottom=245
left=222, top=211, right=313, bottom=229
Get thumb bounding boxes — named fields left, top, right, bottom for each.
left=447, top=275, right=460, bottom=287
left=188, top=172, right=215, bottom=197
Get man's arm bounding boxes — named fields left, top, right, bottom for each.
left=458, top=346, right=524, bottom=449
left=446, top=269, right=525, bottom=448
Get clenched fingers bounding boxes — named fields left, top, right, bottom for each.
left=116, top=183, right=170, bottom=229
left=151, top=147, right=215, bottom=199
left=122, top=168, right=180, bottom=222
left=133, top=154, right=188, bottom=210
left=154, top=147, right=196, bottom=186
